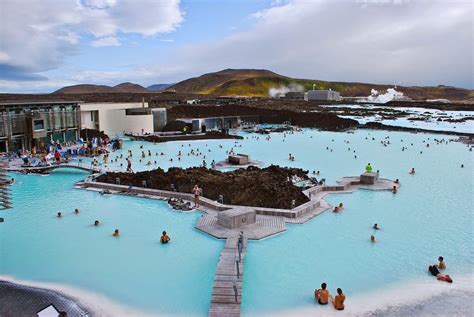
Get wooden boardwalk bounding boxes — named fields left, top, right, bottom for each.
left=209, top=237, right=247, bottom=317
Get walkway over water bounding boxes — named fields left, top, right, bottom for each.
left=6, top=162, right=103, bottom=174
left=209, top=237, right=247, bottom=317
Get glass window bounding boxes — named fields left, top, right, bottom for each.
left=33, top=119, right=45, bottom=131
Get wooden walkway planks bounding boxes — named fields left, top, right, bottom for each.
left=209, top=237, right=247, bottom=317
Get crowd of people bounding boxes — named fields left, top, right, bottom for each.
left=7, top=137, right=117, bottom=169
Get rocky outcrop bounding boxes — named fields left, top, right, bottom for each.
left=80, top=129, right=109, bottom=140
left=129, top=131, right=243, bottom=143
left=167, top=105, right=358, bottom=131
left=96, top=165, right=310, bottom=209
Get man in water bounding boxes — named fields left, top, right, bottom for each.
left=437, top=256, right=446, bottom=269
left=192, top=184, right=202, bottom=208
left=314, top=283, right=330, bottom=305
left=160, top=231, right=170, bottom=244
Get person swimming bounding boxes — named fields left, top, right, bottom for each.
left=392, top=185, right=397, bottom=193
left=74, top=208, right=79, bottom=214
left=331, top=288, right=345, bottom=311
left=370, top=235, right=376, bottom=242
left=409, top=168, right=416, bottom=174
left=94, top=220, right=100, bottom=226
left=373, top=223, right=380, bottom=230
left=57, top=212, right=62, bottom=218
left=160, top=231, right=170, bottom=244
left=113, top=229, right=120, bottom=237
left=333, top=206, right=340, bottom=213
left=314, top=282, right=330, bottom=305
left=394, top=179, right=400, bottom=184
left=338, top=203, right=344, bottom=210
left=428, top=265, right=452, bottom=283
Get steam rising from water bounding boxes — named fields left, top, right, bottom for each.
left=269, top=83, right=304, bottom=97
left=365, top=88, right=406, bottom=103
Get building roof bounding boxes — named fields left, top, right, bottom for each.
left=0, top=100, right=82, bottom=107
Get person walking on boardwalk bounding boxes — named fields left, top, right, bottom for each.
left=192, top=184, right=202, bottom=208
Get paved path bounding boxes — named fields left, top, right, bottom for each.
left=209, top=237, right=247, bottom=317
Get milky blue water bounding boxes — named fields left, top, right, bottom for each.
left=1, top=128, right=472, bottom=316
left=0, top=169, right=223, bottom=316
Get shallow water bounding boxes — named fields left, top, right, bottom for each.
left=1, top=128, right=473, bottom=316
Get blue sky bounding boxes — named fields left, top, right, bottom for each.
left=0, top=0, right=472, bottom=93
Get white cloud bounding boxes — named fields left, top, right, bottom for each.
left=0, top=0, right=184, bottom=78
left=0, top=52, right=11, bottom=63
left=90, top=36, right=121, bottom=47
left=167, top=0, right=473, bottom=88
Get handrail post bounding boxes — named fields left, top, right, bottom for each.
left=233, top=281, right=238, bottom=302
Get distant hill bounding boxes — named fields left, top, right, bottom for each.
left=147, top=83, right=174, bottom=91
left=167, top=69, right=474, bottom=101
left=54, top=82, right=150, bottom=94
left=50, top=69, right=473, bottom=101
left=114, top=82, right=150, bottom=93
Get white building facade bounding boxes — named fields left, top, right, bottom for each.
left=80, top=103, right=167, bottom=137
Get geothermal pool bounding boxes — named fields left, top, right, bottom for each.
left=1, top=128, right=473, bottom=316
left=318, top=104, right=474, bottom=134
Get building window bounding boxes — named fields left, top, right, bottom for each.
left=33, top=119, right=45, bottom=131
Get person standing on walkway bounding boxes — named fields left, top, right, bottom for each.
left=192, top=184, right=202, bottom=208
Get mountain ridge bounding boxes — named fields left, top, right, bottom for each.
left=51, top=69, right=473, bottom=101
